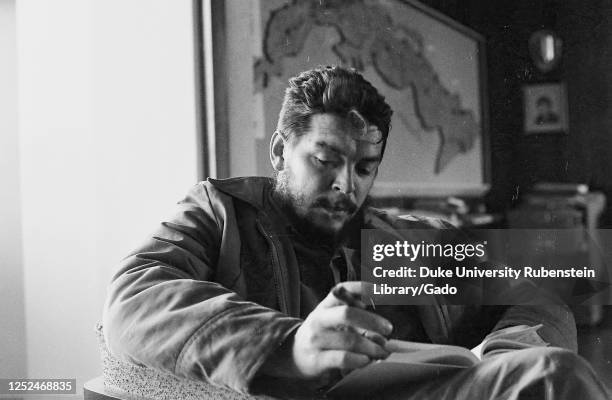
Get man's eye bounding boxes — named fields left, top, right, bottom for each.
left=357, top=167, right=372, bottom=176
left=314, top=157, right=332, bottom=166
left=357, top=165, right=375, bottom=176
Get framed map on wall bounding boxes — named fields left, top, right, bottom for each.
left=214, top=0, right=489, bottom=197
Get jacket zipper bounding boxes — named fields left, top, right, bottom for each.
left=256, top=219, right=290, bottom=315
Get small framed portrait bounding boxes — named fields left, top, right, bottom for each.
left=523, top=83, right=569, bottom=134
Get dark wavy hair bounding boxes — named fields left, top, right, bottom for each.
left=276, top=65, right=393, bottom=156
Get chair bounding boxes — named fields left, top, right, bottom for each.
left=84, top=323, right=275, bottom=400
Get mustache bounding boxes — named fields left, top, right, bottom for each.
left=313, top=196, right=358, bottom=214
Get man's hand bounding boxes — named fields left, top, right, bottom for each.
left=260, top=282, right=392, bottom=382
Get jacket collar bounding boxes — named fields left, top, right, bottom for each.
left=207, top=176, right=273, bottom=211
left=207, top=176, right=407, bottom=236
left=208, top=176, right=365, bottom=246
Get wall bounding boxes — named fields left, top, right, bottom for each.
left=0, top=0, right=27, bottom=378
left=223, top=0, right=612, bottom=216
left=559, top=0, right=612, bottom=223
left=423, top=0, right=612, bottom=224
left=16, top=0, right=198, bottom=393
left=225, top=0, right=262, bottom=177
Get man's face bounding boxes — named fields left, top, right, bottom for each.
left=274, top=113, right=383, bottom=242
left=537, top=100, right=552, bottom=115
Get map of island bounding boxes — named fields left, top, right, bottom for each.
left=254, top=0, right=481, bottom=174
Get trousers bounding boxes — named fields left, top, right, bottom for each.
left=378, top=347, right=609, bottom=400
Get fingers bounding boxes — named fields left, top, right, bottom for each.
left=288, top=281, right=392, bottom=380
left=319, top=281, right=374, bottom=309
left=331, top=285, right=367, bottom=309
left=361, top=330, right=387, bottom=347
left=318, top=350, right=373, bottom=373
left=316, top=304, right=393, bottom=337
left=318, top=281, right=365, bottom=308
left=317, top=329, right=389, bottom=360
left=340, top=281, right=374, bottom=297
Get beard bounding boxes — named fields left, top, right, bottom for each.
left=273, top=168, right=359, bottom=246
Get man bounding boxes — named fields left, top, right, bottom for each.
left=103, top=66, right=607, bottom=399
left=534, top=95, right=560, bottom=125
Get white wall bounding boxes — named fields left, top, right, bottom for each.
left=16, top=0, right=198, bottom=393
left=0, top=0, right=27, bottom=379
left=226, top=0, right=261, bottom=177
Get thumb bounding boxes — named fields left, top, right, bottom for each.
left=318, top=281, right=374, bottom=309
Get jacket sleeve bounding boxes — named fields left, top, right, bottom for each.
left=102, top=182, right=302, bottom=393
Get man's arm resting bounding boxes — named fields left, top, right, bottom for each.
left=104, top=252, right=304, bottom=393
left=102, top=183, right=303, bottom=393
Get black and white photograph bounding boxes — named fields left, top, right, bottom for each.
left=523, top=83, right=569, bottom=134
left=2, top=1, right=612, bottom=399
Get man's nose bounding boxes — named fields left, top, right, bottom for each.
left=332, top=165, right=356, bottom=195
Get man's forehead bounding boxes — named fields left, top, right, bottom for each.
left=310, top=113, right=382, bottom=142
left=312, top=140, right=381, bottom=161
left=304, top=114, right=383, bottom=159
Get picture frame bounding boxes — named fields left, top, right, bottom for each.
left=197, top=0, right=490, bottom=197
left=523, top=83, right=569, bottom=135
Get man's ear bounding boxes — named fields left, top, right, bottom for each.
left=269, top=130, right=286, bottom=172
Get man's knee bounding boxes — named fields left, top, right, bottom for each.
left=533, top=347, right=595, bottom=376
left=394, top=347, right=607, bottom=400
left=514, top=347, right=607, bottom=398
left=535, top=347, right=581, bottom=367
left=513, top=347, right=591, bottom=379
left=494, top=346, right=579, bottom=367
